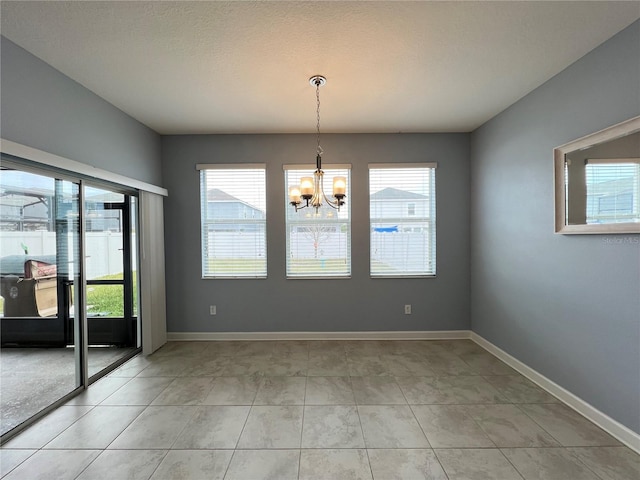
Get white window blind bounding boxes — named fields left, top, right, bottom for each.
left=198, top=164, right=266, bottom=278
left=284, top=165, right=351, bottom=278
left=369, top=164, right=436, bottom=277
left=585, top=158, right=640, bottom=224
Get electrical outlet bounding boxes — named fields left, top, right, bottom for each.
left=210, top=305, right=217, bottom=315
left=404, top=304, right=411, bottom=315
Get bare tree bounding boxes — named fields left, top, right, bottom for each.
left=301, top=224, right=334, bottom=259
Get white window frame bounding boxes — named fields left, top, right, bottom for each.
left=284, top=164, right=351, bottom=279
left=197, top=163, right=267, bottom=279
left=585, top=158, right=640, bottom=225
left=369, top=163, right=437, bottom=278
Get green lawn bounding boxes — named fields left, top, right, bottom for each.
left=207, top=259, right=266, bottom=274
left=86, top=273, right=137, bottom=317
left=370, top=260, right=401, bottom=274
left=287, top=258, right=349, bottom=274
left=0, top=273, right=136, bottom=317
left=207, top=258, right=351, bottom=275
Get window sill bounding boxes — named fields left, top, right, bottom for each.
left=370, top=275, right=436, bottom=279
left=202, top=276, right=267, bottom=280
left=286, top=276, right=351, bottom=280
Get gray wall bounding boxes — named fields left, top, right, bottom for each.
left=1, top=36, right=162, bottom=185
left=162, top=133, right=470, bottom=333
left=470, top=20, right=640, bottom=433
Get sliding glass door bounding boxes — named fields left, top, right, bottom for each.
left=0, top=159, right=141, bottom=438
left=0, top=165, right=83, bottom=435
left=84, top=185, right=140, bottom=378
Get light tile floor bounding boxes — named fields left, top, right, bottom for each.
left=1, top=339, right=639, bottom=479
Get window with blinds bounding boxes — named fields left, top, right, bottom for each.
left=369, top=164, right=436, bottom=277
left=284, top=165, right=351, bottom=278
left=585, top=158, right=640, bottom=224
left=198, top=164, right=266, bottom=278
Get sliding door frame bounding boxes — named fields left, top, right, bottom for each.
left=0, top=142, right=166, bottom=443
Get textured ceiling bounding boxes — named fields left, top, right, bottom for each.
left=1, top=1, right=639, bottom=134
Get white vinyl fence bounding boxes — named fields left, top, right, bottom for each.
left=287, top=231, right=348, bottom=259
left=206, top=231, right=266, bottom=259
left=0, top=232, right=135, bottom=278
left=371, top=232, right=432, bottom=273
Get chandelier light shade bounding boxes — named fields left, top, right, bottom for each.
left=289, top=75, right=346, bottom=212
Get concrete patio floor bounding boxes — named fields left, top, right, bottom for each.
left=1, top=346, right=136, bottom=436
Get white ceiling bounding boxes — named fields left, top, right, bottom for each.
left=2, top=1, right=638, bottom=134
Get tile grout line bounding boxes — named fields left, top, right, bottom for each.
left=298, top=364, right=309, bottom=480
left=352, top=372, right=375, bottom=480
left=510, top=402, right=622, bottom=479
left=563, top=447, right=613, bottom=480
left=100, top=405, right=147, bottom=451
left=69, top=450, right=99, bottom=480
left=4, top=340, right=638, bottom=479
left=0, top=450, right=37, bottom=478
left=140, top=449, right=170, bottom=480
left=512, top=403, right=565, bottom=446
left=223, top=399, right=253, bottom=480
left=445, top=345, right=614, bottom=479
left=496, top=447, right=529, bottom=480
left=398, top=377, right=453, bottom=479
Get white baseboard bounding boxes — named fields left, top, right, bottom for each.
left=471, top=332, right=640, bottom=454
left=167, top=330, right=472, bottom=341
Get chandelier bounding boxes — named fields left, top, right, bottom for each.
left=288, top=75, right=346, bottom=212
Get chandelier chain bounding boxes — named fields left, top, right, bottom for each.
left=316, top=80, right=322, bottom=156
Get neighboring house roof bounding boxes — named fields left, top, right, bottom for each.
left=207, top=188, right=264, bottom=214
left=207, top=188, right=243, bottom=202
left=588, top=177, right=634, bottom=196
left=370, top=187, right=426, bottom=200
